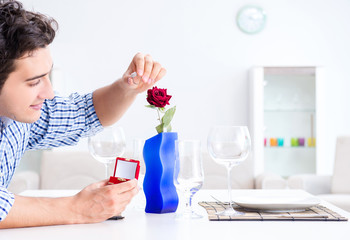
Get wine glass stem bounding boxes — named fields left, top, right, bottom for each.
left=227, top=164, right=234, bottom=210
left=104, top=163, right=109, bottom=179
left=184, top=190, right=193, bottom=215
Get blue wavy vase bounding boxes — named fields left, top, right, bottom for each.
left=143, top=132, right=179, bottom=213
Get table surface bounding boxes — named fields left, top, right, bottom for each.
left=1, top=189, right=350, bottom=240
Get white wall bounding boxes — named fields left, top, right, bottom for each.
left=20, top=0, right=350, bottom=175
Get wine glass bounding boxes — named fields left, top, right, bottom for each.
left=132, top=138, right=147, bottom=210
left=174, top=140, right=204, bottom=219
left=88, top=126, right=126, bottom=179
left=207, top=126, right=251, bottom=216
left=132, top=138, right=146, bottom=179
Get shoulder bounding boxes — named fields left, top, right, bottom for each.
left=43, top=92, right=89, bottom=107
left=2, top=120, right=31, bottom=153
left=40, top=92, right=93, bottom=115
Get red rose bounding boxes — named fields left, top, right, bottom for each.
left=147, top=87, right=172, bottom=108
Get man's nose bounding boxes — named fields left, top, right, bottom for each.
left=38, top=77, right=55, bottom=100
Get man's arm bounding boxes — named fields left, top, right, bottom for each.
left=92, top=53, right=166, bottom=126
left=0, top=180, right=138, bottom=229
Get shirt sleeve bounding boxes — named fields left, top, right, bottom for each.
left=0, top=187, right=15, bottom=222
left=27, top=92, right=103, bottom=149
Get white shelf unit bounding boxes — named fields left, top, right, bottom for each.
left=249, top=67, right=325, bottom=177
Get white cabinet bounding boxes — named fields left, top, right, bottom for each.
left=249, top=67, right=325, bottom=177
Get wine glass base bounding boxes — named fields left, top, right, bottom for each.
left=132, top=192, right=146, bottom=211
left=176, top=211, right=203, bottom=220
left=215, top=208, right=245, bottom=216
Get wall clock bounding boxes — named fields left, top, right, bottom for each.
left=236, top=6, right=266, bottom=34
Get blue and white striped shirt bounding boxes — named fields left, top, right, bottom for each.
left=0, top=92, right=103, bottom=221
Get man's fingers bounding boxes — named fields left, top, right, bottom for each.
left=114, top=186, right=139, bottom=203
left=133, top=53, right=145, bottom=77
left=154, top=68, right=167, bottom=83
left=128, top=72, right=141, bottom=85
left=149, top=62, right=162, bottom=84
left=109, top=179, right=138, bottom=194
left=142, top=54, right=153, bottom=83
left=127, top=53, right=166, bottom=89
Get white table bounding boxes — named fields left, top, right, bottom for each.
left=1, top=189, right=350, bottom=240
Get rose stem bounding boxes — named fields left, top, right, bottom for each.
left=157, top=108, right=161, bottom=124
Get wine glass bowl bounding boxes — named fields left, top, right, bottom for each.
left=207, top=126, right=251, bottom=216
left=208, top=140, right=250, bottom=166
left=88, top=126, right=126, bottom=179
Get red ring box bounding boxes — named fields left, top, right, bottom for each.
left=108, top=157, right=140, bottom=184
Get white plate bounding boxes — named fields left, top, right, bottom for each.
left=233, top=195, right=320, bottom=212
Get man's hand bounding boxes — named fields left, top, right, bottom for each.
left=93, top=52, right=167, bottom=126
left=0, top=179, right=139, bottom=228
left=122, top=53, right=167, bottom=93
left=71, top=179, right=139, bottom=223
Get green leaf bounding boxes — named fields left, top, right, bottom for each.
left=145, top=105, right=157, bottom=109
left=161, top=106, right=176, bottom=127
left=156, top=123, right=171, bottom=133
left=165, top=124, right=172, bottom=132
left=156, top=123, right=164, bottom=134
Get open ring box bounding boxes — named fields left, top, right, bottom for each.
left=108, top=157, right=140, bottom=184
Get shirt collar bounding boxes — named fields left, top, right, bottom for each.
left=0, top=116, right=14, bottom=130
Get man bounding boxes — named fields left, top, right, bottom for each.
left=0, top=0, right=166, bottom=228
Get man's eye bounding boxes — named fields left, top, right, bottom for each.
left=29, top=79, right=41, bottom=87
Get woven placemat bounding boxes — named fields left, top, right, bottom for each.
left=199, top=202, right=348, bottom=221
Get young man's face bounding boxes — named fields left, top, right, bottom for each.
left=0, top=47, right=55, bottom=123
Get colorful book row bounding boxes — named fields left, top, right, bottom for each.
left=264, top=137, right=316, bottom=147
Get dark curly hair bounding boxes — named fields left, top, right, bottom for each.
left=0, top=0, right=58, bottom=92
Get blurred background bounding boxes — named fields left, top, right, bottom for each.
left=17, top=0, right=350, bottom=179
